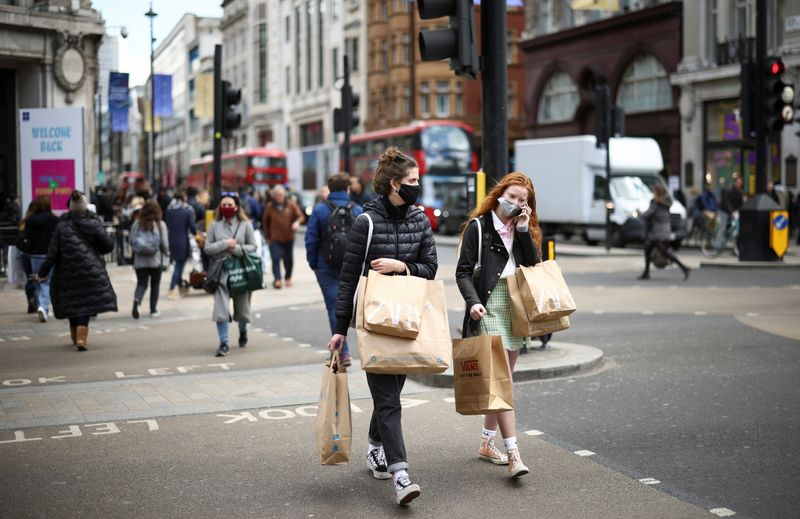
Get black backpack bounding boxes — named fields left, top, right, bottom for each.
left=321, top=201, right=355, bottom=269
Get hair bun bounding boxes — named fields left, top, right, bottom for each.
left=378, top=146, right=406, bottom=165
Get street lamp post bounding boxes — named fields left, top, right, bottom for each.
left=145, top=2, right=157, bottom=188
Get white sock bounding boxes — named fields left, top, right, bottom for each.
left=481, top=428, right=497, bottom=440
left=504, top=436, right=518, bottom=451
left=393, top=469, right=409, bottom=482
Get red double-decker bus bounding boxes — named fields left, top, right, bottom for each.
left=187, top=148, right=288, bottom=192
left=346, top=120, right=478, bottom=234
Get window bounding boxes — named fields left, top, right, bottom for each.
left=616, top=54, right=672, bottom=114
left=706, top=0, right=718, bottom=64
left=381, top=0, right=388, bottom=20
left=306, top=1, right=313, bottom=91
left=506, top=31, right=514, bottom=64
left=258, top=23, right=267, bottom=103
left=333, top=48, right=339, bottom=80
left=285, top=15, right=291, bottom=41
left=381, top=40, right=388, bottom=71
left=508, top=82, right=515, bottom=118
left=435, top=81, right=450, bottom=117
left=286, top=66, right=291, bottom=95
left=189, top=46, right=200, bottom=73
left=402, top=33, right=411, bottom=65
left=295, top=8, right=301, bottom=94
left=318, top=0, right=324, bottom=88
left=350, top=37, right=359, bottom=72
left=331, top=0, right=340, bottom=20
left=455, top=81, right=463, bottom=116
left=403, top=85, right=412, bottom=116
left=537, top=71, right=578, bottom=123
left=420, top=81, right=430, bottom=117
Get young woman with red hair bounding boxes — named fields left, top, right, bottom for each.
left=455, top=172, right=542, bottom=479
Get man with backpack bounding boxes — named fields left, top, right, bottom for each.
left=305, top=173, right=362, bottom=367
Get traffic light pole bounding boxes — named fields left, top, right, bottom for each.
left=481, top=1, right=507, bottom=184
left=213, top=44, right=222, bottom=207
left=343, top=55, right=351, bottom=175
left=754, top=0, right=766, bottom=195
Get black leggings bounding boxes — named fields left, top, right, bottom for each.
left=69, top=316, right=90, bottom=327
left=643, top=241, right=687, bottom=272
left=134, top=267, right=162, bottom=312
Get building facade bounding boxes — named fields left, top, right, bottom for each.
left=520, top=1, right=681, bottom=182
left=152, top=13, right=221, bottom=188
left=671, top=0, right=799, bottom=196
left=0, top=0, right=104, bottom=202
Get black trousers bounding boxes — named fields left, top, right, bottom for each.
left=134, top=267, right=162, bottom=312
left=68, top=316, right=90, bottom=327
left=366, top=372, right=408, bottom=473
left=643, top=241, right=687, bottom=274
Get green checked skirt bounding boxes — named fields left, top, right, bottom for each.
left=478, top=277, right=529, bottom=352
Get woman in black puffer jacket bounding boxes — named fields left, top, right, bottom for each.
left=327, top=147, right=437, bottom=506
left=36, top=191, right=118, bottom=351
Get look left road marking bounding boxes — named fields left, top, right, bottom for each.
left=0, top=420, right=159, bottom=446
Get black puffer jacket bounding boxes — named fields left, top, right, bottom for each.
left=334, top=197, right=437, bottom=335
left=38, top=211, right=118, bottom=320
left=456, top=214, right=540, bottom=338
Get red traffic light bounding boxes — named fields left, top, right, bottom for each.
left=769, top=59, right=785, bottom=76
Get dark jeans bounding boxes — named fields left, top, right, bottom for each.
left=643, top=241, right=687, bottom=275
left=69, top=316, right=90, bottom=327
left=314, top=268, right=349, bottom=356
left=169, top=258, right=186, bottom=290
left=134, top=267, right=162, bottom=312
left=269, top=240, right=294, bottom=281
left=366, top=372, right=408, bottom=473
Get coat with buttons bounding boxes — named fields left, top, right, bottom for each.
left=455, top=214, right=540, bottom=338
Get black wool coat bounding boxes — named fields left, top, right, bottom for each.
left=334, top=197, right=438, bottom=335
left=455, top=214, right=540, bottom=338
left=38, top=211, right=118, bottom=320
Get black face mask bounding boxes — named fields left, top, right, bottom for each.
left=397, top=184, right=421, bottom=205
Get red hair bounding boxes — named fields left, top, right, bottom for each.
left=461, top=172, right=542, bottom=255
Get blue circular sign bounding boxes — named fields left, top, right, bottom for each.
left=773, top=214, right=788, bottom=230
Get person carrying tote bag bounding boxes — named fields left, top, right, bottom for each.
left=204, top=193, right=258, bottom=357
left=327, top=147, right=437, bottom=506
left=455, top=172, right=543, bottom=479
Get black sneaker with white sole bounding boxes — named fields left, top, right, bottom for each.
left=366, top=448, right=391, bottom=480
left=394, top=473, right=421, bottom=505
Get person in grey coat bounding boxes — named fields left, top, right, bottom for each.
left=204, top=193, right=258, bottom=357
left=639, top=185, right=690, bottom=281
left=130, top=200, right=170, bottom=318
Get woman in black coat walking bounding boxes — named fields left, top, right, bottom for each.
left=455, top=172, right=541, bottom=479
left=36, top=191, right=118, bottom=350
left=21, top=195, right=59, bottom=321
left=327, top=147, right=437, bottom=506
left=639, top=185, right=690, bottom=281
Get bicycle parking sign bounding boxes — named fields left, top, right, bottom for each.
left=769, top=210, right=789, bottom=257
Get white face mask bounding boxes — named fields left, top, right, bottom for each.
left=498, top=197, right=523, bottom=218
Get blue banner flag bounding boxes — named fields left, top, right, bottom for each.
left=108, top=71, right=129, bottom=132
left=153, top=74, right=173, bottom=117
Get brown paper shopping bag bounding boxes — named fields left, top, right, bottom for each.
left=515, top=260, right=577, bottom=322
left=362, top=269, right=427, bottom=339
left=356, top=278, right=451, bottom=374
left=315, top=351, right=352, bottom=465
left=508, top=273, right=571, bottom=336
left=452, top=335, right=514, bottom=415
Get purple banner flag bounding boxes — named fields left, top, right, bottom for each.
left=108, top=71, right=129, bottom=132
left=153, top=74, right=173, bottom=117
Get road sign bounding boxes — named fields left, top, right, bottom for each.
left=769, top=210, right=789, bottom=257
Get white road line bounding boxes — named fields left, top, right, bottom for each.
left=791, top=285, right=800, bottom=290
left=316, top=350, right=329, bottom=355
left=710, top=508, right=736, bottom=517
left=639, top=478, right=661, bottom=485
left=594, top=285, right=605, bottom=290
left=668, top=285, right=678, bottom=290
left=289, top=306, right=300, bottom=311
left=443, top=397, right=456, bottom=403
left=746, top=312, right=759, bottom=317
left=298, top=343, right=311, bottom=348
left=282, top=337, right=294, bottom=342
left=641, top=310, right=655, bottom=315
left=252, top=327, right=264, bottom=333
left=749, top=286, right=760, bottom=290
left=708, top=285, right=718, bottom=290
left=524, top=430, right=544, bottom=436
left=593, top=310, right=605, bottom=315
left=694, top=311, right=707, bottom=316
left=574, top=450, right=595, bottom=457
left=631, top=285, right=641, bottom=290
left=267, top=333, right=278, bottom=337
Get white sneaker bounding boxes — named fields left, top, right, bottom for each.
left=37, top=307, right=47, bottom=322
left=394, top=473, right=421, bottom=505
left=150, top=311, right=161, bottom=318
left=366, top=447, right=391, bottom=480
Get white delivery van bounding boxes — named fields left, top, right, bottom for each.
left=514, top=135, right=687, bottom=246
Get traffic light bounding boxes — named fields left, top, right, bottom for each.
left=221, top=80, right=242, bottom=138
left=334, top=85, right=359, bottom=134
left=417, top=0, right=478, bottom=79
left=764, top=57, right=795, bottom=134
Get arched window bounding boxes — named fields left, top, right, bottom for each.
left=616, top=54, right=672, bottom=113
left=537, top=72, right=579, bottom=124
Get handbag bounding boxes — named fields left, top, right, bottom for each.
left=452, top=335, right=514, bottom=415
left=315, top=350, right=352, bottom=465
left=203, top=256, right=224, bottom=294
left=514, top=260, right=577, bottom=322
left=225, top=253, right=265, bottom=295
